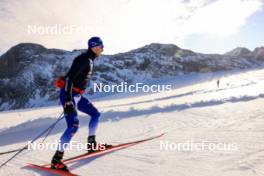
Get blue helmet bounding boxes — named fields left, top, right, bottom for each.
left=88, top=36, right=104, bottom=49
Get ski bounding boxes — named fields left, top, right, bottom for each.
left=58, top=133, right=164, bottom=165
left=25, top=133, right=165, bottom=174
left=26, top=164, right=78, bottom=176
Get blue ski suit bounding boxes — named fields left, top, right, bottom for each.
left=57, top=49, right=100, bottom=152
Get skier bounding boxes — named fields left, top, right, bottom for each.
left=51, top=37, right=104, bottom=171
left=217, top=79, right=220, bottom=88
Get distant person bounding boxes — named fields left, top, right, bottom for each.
left=217, top=80, right=220, bottom=88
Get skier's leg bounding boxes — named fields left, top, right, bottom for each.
left=77, top=96, right=100, bottom=137
left=77, top=96, right=100, bottom=152
left=57, top=89, right=79, bottom=152
left=51, top=89, right=79, bottom=170
left=57, top=112, right=79, bottom=152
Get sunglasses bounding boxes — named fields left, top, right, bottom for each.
left=99, top=45, right=104, bottom=49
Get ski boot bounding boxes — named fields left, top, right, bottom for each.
left=87, top=135, right=112, bottom=153
left=51, top=151, right=69, bottom=172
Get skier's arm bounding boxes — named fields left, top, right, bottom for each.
left=64, top=60, right=86, bottom=102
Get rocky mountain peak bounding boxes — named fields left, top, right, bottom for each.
left=0, top=43, right=47, bottom=78
left=225, top=47, right=251, bottom=57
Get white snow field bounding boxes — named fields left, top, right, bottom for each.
left=0, top=69, right=264, bottom=176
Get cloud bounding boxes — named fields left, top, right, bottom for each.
left=181, top=0, right=263, bottom=37
left=0, top=0, right=263, bottom=54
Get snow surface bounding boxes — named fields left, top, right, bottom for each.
left=0, top=69, right=264, bottom=176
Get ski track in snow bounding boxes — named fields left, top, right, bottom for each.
left=0, top=69, right=264, bottom=175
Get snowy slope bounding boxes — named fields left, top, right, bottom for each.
left=0, top=69, right=264, bottom=176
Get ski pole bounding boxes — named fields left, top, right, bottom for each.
left=0, top=113, right=65, bottom=156
left=0, top=148, right=26, bottom=155
left=0, top=119, right=60, bottom=156
left=40, top=114, right=62, bottom=143
left=0, top=112, right=64, bottom=168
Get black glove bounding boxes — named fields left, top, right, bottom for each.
left=64, top=101, right=76, bottom=115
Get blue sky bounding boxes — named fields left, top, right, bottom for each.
left=0, top=0, right=263, bottom=55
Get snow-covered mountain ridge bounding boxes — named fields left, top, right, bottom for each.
left=0, top=43, right=263, bottom=111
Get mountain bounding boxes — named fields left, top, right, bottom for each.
left=252, top=47, right=264, bottom=60
left=0, top=43, right=263, bottom=111
left=225, top=47, right=252, bottom=57
left=225, top=46, right=264, bottom=61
